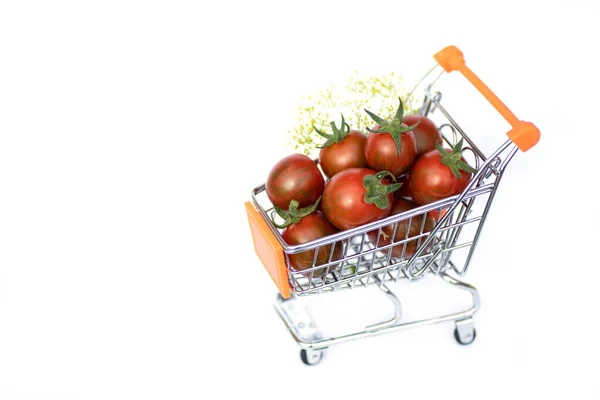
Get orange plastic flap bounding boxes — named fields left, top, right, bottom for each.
left=245, top=201, right=290, bottom=299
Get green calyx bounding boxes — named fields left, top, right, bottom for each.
left=365, top=97, right=422, bottom=155
left=271, top=197, right=321, bottom=229
left=313, top=114, right=351, bottom=148
left=436, top=138, right=478, bottom=178
left=363, top=171, right=402, bottom=209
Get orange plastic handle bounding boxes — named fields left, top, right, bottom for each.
left=245, top=201, right=291, bottom=299
left=434, top=46, right=540, bottom=152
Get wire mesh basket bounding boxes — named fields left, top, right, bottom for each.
left=244, top=45, right=539, bottom=364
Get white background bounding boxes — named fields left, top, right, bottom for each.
left=1, top=0, right=599, bottom=399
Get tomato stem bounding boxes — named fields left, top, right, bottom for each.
left=365, top=98, right=422, bottom=155
left=313, top=114, right=351, bottom=148
left=436, top=138, right=477, bottom=178
left=271, top=197, right=321, bottom=229
left=363, top=171, right=401, bottom=209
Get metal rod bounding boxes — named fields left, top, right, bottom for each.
left=433, top=99, right=488, bottom=162
left=365, top=280, right=403, bottom=331
left=252, top=182, right=498, bottom=254
left=279, top=271, right=480, bottom=350
left=459, top=166, right=507, bottom=275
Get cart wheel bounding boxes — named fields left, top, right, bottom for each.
left=454, top=326, right=477, bottom=345
left=300, top=349, right=325, bottom=366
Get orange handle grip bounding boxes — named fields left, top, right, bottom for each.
left=434, top=46, right=540, bottom=152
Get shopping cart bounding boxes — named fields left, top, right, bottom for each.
left=245, top=46, right=539, bottom=365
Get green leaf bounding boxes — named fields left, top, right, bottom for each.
left=386, top=182, right=402, bottom=193
left=271, top=208, right=292, bottom=229
left=390, top=132, right=402, bottom=154
left=316, top=114, right=350, bottom=148
left=403, top=116, right=423, bottom=132
left=316, top=139, right=335, bottom=149
left=374, top=170, right=396, bottom=182
left=288, top=197, right=321, bottom=224
left=453, top=137, right=464, bottom=153
left=362, top=171, right=399, bottom=210
left=362, top=175, right=381, bottom=194
left=435, top=140, right=446, bottom=155
left=437, top=137, right=477, bottom=178
left=274, top=205, right=289, bottom=220
left=364, top=108, right=387, bottom=126
left=366, top=127, right=388, bottom=134
left=313, top=126, right=332, bottom=139
left=271, top=198, right=321, bottom=228
left=449, top=164, right=461, bottom=178
left=288, top=200, right=300, bottom=215
left=364, top=191, right=382, bottom=205
left=365, top=100, right=413, bottom=155
left=456, top=160, right=477, bottom=174
left=339, top=113, right=346, bottom=131
left=393, top=97, right=405, bottom=121
left=373, top=196, right=389, bottom=209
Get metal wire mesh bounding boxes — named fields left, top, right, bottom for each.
left=251, top=88, right=518, bottom=297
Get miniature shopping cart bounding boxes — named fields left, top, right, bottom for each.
left=245, top=46, right=540, bottom=365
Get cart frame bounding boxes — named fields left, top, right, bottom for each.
left=245, top=46, right=539, bottom=364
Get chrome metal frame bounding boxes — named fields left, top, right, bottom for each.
left=274, top=270, right=480, bottom=351
left=251, top=66, right=519, bottom=363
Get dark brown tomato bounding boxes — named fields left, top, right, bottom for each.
left=266, top=154, right=324, bottom=210
left=367, top=198, right=435, bottom=258
left=322, top=168, right=393, bottom=231
left=393, top=176, right=448, bottom=222
left=281, top=211, right=342, bottom=278
left=403, top=115, right=442, bottom=158
left=393, top=174, right=412, bottom=200
left=319, top=130, right=367, bottom=179
left=409, top=149, right=473, bottom=205
left=365, top=126, right=417, bottom=177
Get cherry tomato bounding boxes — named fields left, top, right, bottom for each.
left=319, top=130, right=367, bottom=179
left=409, top=140, right=475, bottom=205
left=365, top=127, right=417, bottom=177
left=403, top=115, right=442, bottom=157
left=367, top=198, right=436, bottom=258
left=322, top=168, right=399, bottom=230
left=281, top=211, right=342, bottom=278
left=266, top=154, right=324, bottom=210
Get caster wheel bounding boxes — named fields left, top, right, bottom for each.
left=300, top=349, right=325, bottom=366
left=454, top=327, right=477, bottom=345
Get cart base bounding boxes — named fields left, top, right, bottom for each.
left=274, top=271, right=480, bottom=365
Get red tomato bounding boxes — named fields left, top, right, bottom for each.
left=409, top=141, right=475, bottom=205
left=403, top=115, right=442, bottom=157
left=281, top=211, right=342, bottom=278
left=364, top=99, right=419, bottom=177
left=428, top=208, right=448, bottom=222
left=319, top=130, right=367, bottom=178
left=365, top=127, right=417, bottom=177
left=322, top=168, right=399, bottom=230
left=367, top=199, right=435, bottom=259
left=266, top=154, right=324, bottom=210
